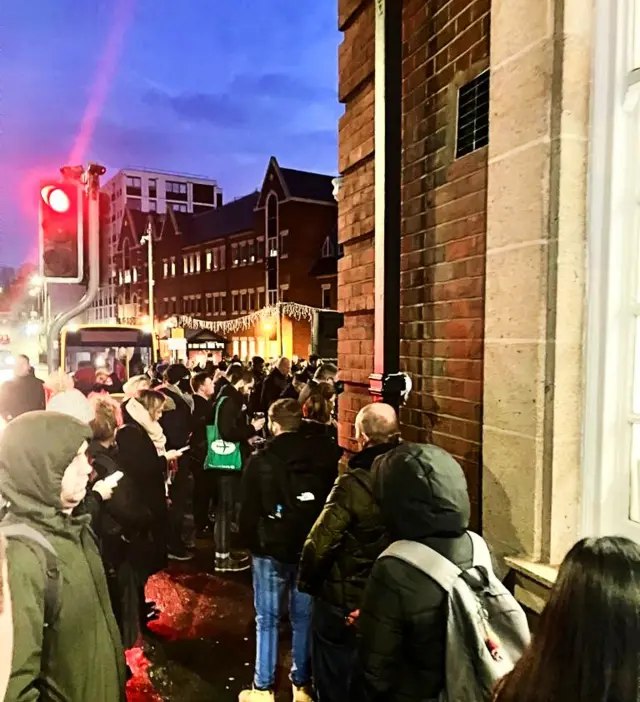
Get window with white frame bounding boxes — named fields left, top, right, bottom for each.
left=195, top=252, right=201, bottom=273
left=584, top=0, right=640, bottom=542
left=257, top=237, right=265, bottom=262
left=206, top=250, right=213, bottom=271
left=248, top=240, right=256, bottom=263
left=219, top=246, right=226, bottom=270
left=321, top=235, right=335, bottom=258
left=239, top=241, right=247, bottom=265
left=183, top=255, right=188, bottom=275
left=132, top=267, right=138, bottom=283
left=163, top=259, right=168, bottom=278
left=322, top=284, right=332, bottom=309
left=170, top=257, right=176, bottom=277
left=279, top=283, right=289, bottom=302
left=240, top=290, right=247, bottom=312
left=232, top=243, right=239, bottom=267
left=280, top=230, right=289, bottom=258
left=232, top=291, right=239, bottom=314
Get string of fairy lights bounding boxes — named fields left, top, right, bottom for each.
left=175, top=301, right=336, bottom=336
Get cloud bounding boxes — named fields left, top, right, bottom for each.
left=144, top=71, right=338, bottom=129
left=144, top=90, right=250, bottom=127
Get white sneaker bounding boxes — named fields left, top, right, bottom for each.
left=238, top=688, right=275, bottom=702
left=292, top=683, right=314, bottom=702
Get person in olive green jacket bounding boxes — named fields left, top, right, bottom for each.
left=0, top=411, right=126, bottom=702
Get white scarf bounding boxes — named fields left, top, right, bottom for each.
left=126, top=397, right=167, bottom=456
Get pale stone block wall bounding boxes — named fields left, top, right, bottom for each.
left=483, top=0, right=593, bottom=568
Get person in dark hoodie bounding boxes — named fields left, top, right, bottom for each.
left=213, top=365, right=265, bottom=572
left=0, top=411, right=126, bottom=701
left=351, top=443, right=474, bottom=702
left=238, top=399, right=340, bottom=702
left=297, top=402, right=400, bottom=702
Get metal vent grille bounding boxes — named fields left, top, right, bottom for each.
left=455, top=71, right=490, bottom=158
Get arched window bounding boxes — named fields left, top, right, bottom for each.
left=266, top=193, right=278, bottom=257
left=123, top=240, right=130, bottom=270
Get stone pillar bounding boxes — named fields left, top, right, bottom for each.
left=482, top=0, right=593, bottom=566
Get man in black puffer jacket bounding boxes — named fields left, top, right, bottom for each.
left=351, top=443, right=474, bottom=702
left=297, top=403, right=400, bottom=702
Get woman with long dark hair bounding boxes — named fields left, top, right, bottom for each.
left=494, top=536, right=640, bottom=702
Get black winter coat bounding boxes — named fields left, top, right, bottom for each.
left=115, top=420, right=169, bottom=577
left=351, top=443, right=474, bottom=702
left=81, top=442, right=154, bottom=566
left=0, top=374, right=46, bottom=420
left=239, top=430, right=340, bottom=563
left=190, top=393, right=214, bottom=464
left=215, top=384, right=256, bottom=462
left=297, top=442, right=397, bottom=612
left=159, top=386, right=192, bottom=450
left=260, top=368, right=288, bottom=411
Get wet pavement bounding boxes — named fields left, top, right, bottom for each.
left=126, top=539, right=293, bottom=702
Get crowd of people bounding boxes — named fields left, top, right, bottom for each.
left=0, top=353, right=638, bottom=702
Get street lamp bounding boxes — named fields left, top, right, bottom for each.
left=140, top=221, right=155, bottom=332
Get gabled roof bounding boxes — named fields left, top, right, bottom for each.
left=185, top=192, right=259, bottom=246
left=280, top=167, right=335, bottom=204
left=256, top=156, right=336, bottom=208
left=116, top=208, right=164, bottom=251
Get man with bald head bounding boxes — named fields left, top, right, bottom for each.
left=298, top=402, right=401, bottom=702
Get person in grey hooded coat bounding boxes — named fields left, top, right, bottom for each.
left=0, top=411, right=126, bottom=702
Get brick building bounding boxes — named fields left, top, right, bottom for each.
left=337, top=0, right=489, bottom=525
left=113, top=157, right=339, bottom=362
left=336, top=0, right=633, bottom=610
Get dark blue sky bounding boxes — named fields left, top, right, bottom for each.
left=0, top=0, right=341, bottom=267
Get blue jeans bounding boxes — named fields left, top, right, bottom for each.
left=252, top=555, right=312, bottom=690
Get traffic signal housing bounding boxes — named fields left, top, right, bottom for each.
left=38, top=180, right=84, bottom=282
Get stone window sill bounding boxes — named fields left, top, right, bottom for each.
left=505, top=557, right=559, bottom=615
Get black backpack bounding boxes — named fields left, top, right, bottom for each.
left=257, top=452, right=331, bottom=564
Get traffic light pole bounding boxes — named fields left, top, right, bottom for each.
left=46, top=164, right=104, bottom=373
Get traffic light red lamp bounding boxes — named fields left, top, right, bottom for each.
left=38, top=180, right=84, bottom=282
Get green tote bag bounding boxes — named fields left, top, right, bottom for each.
left=205, top=397, right=243, bottom=471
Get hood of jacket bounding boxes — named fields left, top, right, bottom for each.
left=267, top=430, right=341, bottom=472
left=0, top=411, right=92, bottom=524
left=348, top=441, right=399, bottom=472
left=376, top=443, right=470, bottom=540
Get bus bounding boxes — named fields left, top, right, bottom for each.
left=60, top=324, right=156, bottom=387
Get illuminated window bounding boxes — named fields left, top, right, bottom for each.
left=170, top=257, right=176, bottom=276
left=206, top=250, right=213, bottom=271
left=163, top=259, right=168, bottom=278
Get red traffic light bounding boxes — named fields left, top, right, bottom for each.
left=41, top=185, right=71, bottom=213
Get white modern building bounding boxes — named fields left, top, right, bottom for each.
left=87, top=167, right=222, bottom=322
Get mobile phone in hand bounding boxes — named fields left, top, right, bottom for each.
left=104, top=471, right=124, bottom=488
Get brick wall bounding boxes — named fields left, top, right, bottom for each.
left=337, top=0, right=376, bottom=451
left=336, top=0, right=490, bottom=523
left=400, top=0, right=489, bottom=525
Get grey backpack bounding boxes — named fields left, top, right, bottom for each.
left=380, top=532, right=530, bottom=702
